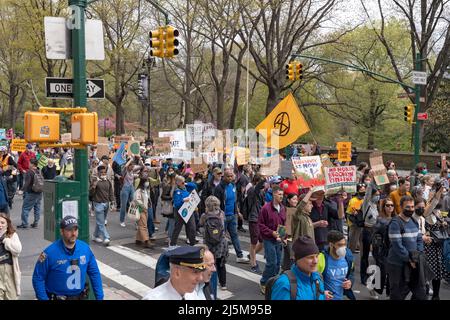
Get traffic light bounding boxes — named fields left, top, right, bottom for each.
left=165, top=26, right=179, bottom=58
left=149, top=27, right=164, bottom=58
left=404, top=104, right=414, bottom=123
left=295, top=62, right=303, bottom=80
left=71, top=112, right=98, bottom=145
left=286, top=62, right=295, bottom=81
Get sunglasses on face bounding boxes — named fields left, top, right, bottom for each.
left=385, top=204, right=394, bottom=207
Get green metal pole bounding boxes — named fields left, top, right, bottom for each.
left=413, top=53, right=421, bottom=166
left=69, top=0, right=89, bottom=244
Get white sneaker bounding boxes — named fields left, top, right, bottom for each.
left=104, top=220, right=108, bottom=226
left=149, top=235, right=156, bottom=240
left=103, top=238, right=110, bottom=246
left=120, top=222, right=126, bottom=227
left=236, top=257, right=250, bottom=264
left=93, top=237, right=103, bottom=243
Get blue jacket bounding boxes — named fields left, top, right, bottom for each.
left=173, top=186, right=191, bottom=210
left=271, top=265, right=325, bottom=300
left=32, top=239, right=104, bottom=300
left=185, top=181, right=197, bottom=193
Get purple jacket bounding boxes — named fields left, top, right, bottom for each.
left=258, top=201, right=286, bottom=241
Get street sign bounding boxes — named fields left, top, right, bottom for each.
left=417, top=112, right=428, bottom=120
left=412, top=71, right=427, bottom=85
left=44, top=17, right=105, bottom=60
left=45, top=77, right=105, bottom=99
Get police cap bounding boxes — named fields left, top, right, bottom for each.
left=60, top=216, right=78, bottom=230
left=168, top=246, right=206, bottom=271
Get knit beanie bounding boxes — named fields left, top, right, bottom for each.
left=205, top=196, right=221, bottom=213
left=292, top=236, right=319, bottom=261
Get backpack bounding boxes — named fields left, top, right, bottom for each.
left=204, top=215, right=224, bottom=246
left=443, top=238, right=450, bottom=272
left=348, top=206, right=369, bottom=227
left=32, top=170, right=45, bottom=193
left=265, top=270, right=322, bottom=300
left=373, top=217, right=407, bottom=259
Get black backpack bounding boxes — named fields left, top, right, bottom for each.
left=265, top=270, right=322, bottom=300
left=348, top=206, right=369, bottom=228
left=372, top=217, right=406, bottom=260
left=204, top=215, right=224, bottom=246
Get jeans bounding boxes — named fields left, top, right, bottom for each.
left=360, top=227, right=374, bottom=284
left=147, top=207, right=155, bottom=237
left=224, top=214, right=243, bottom=258
left=21, top=192, right=42, bottom=226
left=114, top=180, right=121, bottom=209
left=93, top=202, right=110, bottom=240
left=167, top=217, right=175, bottom=238
left=6, top=181, right=17, bottom=209
left=210, top=271, right=218, bottom=300
left=17, top=173, right=23, bottom=190
left=260, top=239, right=282, bottom=285
left=119, top=184, right=135, bottom=223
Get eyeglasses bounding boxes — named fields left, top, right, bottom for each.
left=385, top=204, right=394, bottom=207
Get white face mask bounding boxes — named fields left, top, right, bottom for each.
left=335, top=246, right=346, bottom=258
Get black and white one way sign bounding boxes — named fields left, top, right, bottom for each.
left=45, top=77, right=105, bottom=99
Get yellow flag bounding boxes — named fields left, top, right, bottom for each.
left=256, top=92, right=310, bottom=149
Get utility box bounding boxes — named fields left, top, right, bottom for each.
left=71, top=112, right=98, bottom=145
left=43, top=177, right=81, bottom=242
left=24, top=111, right=60, bottom=142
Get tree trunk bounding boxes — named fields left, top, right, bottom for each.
left=216, top=87, right=225, bottom=130
left=229, top=49, right=246, bottom=129
left=266, top=84, right=281, bottom=115
left=8, top=83, right=17, bottom=129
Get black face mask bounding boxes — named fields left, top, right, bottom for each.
left=415, top=207, right=425, bottom=216
left=358, top=192, right=365, bottom=198
left=403, top=209, right=414, bottom=218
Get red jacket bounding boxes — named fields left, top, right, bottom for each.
left=258, top=201, right=286, bottom=241
left=17, top=151, right=35, bottom=173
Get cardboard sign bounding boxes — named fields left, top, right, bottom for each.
left=325, top=166, right=357, bottom=194
left=159, top=130, right=186, bottom=150
left=279, top=160, right=294, bottom=179
left=178, top=190, right=201, bottom=224
left=61, top=133, right=71, bottom=144
left=235, top=147, right=250, bottom=166
left=190, top=158, right=208, bottom=174
left=292, top=156, right=325, bottom=188
left=128, top=141, right=141, bottom=155
left=337, top=142, right=352, bottom=162
left=320, top=154, right=334, bottom=168
left=10, top=139, right=27, bottom=152
left=153, top=137, right=171, bottom=154
left=96, top=144, right=110, bottom=159
left=442, top=154, right=447, bottom=171
left=369, top=151, right=389, bottom=185
left=114, top=135, right=133, bottom=144
left=260, top=155, right=280, bottom=176
left=285, top=207, right=295, bottom=236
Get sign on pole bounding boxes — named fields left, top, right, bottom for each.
left=412, top=71, right=427, bottom=85
left=178, top=190, right=201, bottom=224
left=417, top=112, right=428, bottom=120
left=45, top=77, right=105, bottom=99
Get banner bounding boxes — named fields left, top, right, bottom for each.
left=256, top=92, right=310, bottom=149
left=112, top=142, right=127, bottom=166
left=158, top=130, right=186, bottom=150
left=369, top=151, right=389, bottom=185
left=10, top=139, right=27, bottom=152
left=336, top=142, right=352, bottom=162
left=292, top=156, right=325, bottom=188
left=178, top=190, right=201, bottom=224
left=325, top=166, right=357, bottom=194
left=38, top=154, right=48, bottom=170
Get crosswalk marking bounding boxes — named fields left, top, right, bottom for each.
left=97, top=260, right=151, bottom=298
left=107, top=245, right=235, bottom=300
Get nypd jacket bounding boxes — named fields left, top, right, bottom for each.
left=271, top=264, right=325, bottom=300
left=32, top=239, right=104, bottom=300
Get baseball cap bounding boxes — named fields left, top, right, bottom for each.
left=269, top=176, right=282, bottom=184
left=60, top=216, right=78, bottom=230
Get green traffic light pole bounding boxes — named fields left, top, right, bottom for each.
left=69, top=0, right=89, bottom=244
left=292, top=53, right=423, bottom=166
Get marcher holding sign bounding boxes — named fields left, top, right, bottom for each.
left=369, top=152, right=389, bottom=185
left=170, top=176, right=198, bottom=246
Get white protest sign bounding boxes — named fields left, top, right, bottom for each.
left=292, top=156, right=326, bottom=188
left=178, top=190, right=201, bottom=224
left=159, top=130, right=186, bottom=150
left=325, top=166, right=357, bottom=194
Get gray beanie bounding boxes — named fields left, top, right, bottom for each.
left=205, top=196, right=221, bottom=213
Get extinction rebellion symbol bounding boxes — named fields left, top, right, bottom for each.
left=273, top=112, right=290, bottom=136
left=181, top=208, right=188, bottom=218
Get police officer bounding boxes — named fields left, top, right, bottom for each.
left=32, top=216, right=104, bottom=300
left=142, top=246, right=206, bottom=300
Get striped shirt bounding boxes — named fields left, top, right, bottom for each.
left=387, top=216, right=424, bottom=266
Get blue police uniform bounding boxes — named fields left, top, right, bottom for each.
left=32, top=239, right=104, bottom=300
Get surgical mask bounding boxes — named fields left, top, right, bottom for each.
left=335, top=246, right=346, bottom=258
left=415, top=207, right=425, bottom=216
left=48, top=164, right=54, bottom=168
left=372, top=195, right=380, bottom=203
left=403, top=209, right=414, bottom=218
left=144, top=182, right=150, bottom=188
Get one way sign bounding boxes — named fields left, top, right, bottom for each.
left=45, top=77, right=105, bottom=99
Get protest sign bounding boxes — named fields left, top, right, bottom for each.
left=159, top=130, right=186, bottom=150
left=153, top=137, right=171, bottom=154
left=10, top=139, right=27, bottom=152
left=235, top=147, right=250, bottom=166
left=61, top=133, right=71, bottom=144
left=128, top=141, right=141, bottom=156
left=96, top=144, right=110, bottom=159
left=178, top=190, right=201, bottom=224
left=325, top=166, right=357, bottom=194
left=285, top=208, right=295, bottom=236
left=292, top=156, right=325, bottom=188
left=369, top=151, right=389, bottom=185
left=336, top=142, right=352, bottom=162
left=260, top=155, right=280, bottom=176
left=320, top=154, right=334, bottom=168
left=0, top=129, right=6, bottom=140
left=114, top=135, right=133, bottom=145
left=279, top=160, right=294, bottom=179
left=186, top=122, right=216, bottom=143
left=202, top=152, right=219, bottom=164
left=6, top=128, right=13, bottom=140
left=191, top=158, right=208, bottom=173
